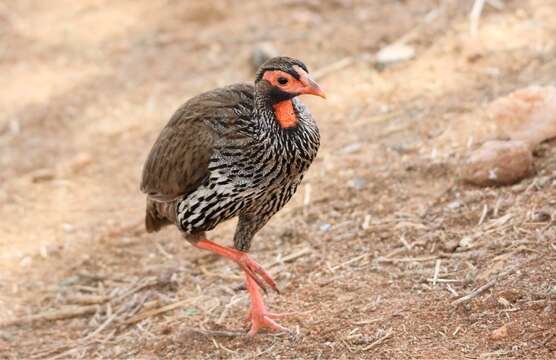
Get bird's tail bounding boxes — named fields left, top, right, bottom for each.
left=145, top=198, right=175, bottom=233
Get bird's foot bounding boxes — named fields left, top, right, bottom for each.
left=242, top=272, right=291, bottom=338
left=243, top=307, right=290, bottom=338
left=237, top=254, right=279, bottom=294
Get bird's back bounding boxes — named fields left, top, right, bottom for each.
left=140, top=83, right=255, bottom=232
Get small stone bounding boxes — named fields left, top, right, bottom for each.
left=250, top=42, right=278, bottom=70
left=319, top=223, right=332, bottom=232
left=446, top=201, right=462, bottom=210
left=491, top=324, right=509, bottom=340
left=441, top=239, right=460, bottom=252
left=459, top=236, right=473, bottom=249
left=348, top=178, right=367, bottom=190
left=536, top=175, right=551, bottom=188
left=461, top=140, right=533, bottom=186
left=376, top=43, right=415, bottom=66
left=530, top=209, right=552, bottom=222
left=391, top=143, right=417, bottom=154
left=62, top=223, right=75, bottom=233
left=59, top=275, right=80, bottom=287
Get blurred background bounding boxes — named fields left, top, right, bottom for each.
left=1, top=0, right=555, bottom=358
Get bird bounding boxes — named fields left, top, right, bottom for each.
left=140, top=56, right=325, bottom=337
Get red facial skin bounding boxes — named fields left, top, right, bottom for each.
left=263, top=66, right=326, bottom=128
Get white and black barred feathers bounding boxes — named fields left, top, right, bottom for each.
left=175, top=94, right=319, bottom=251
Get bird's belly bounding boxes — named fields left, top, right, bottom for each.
left=175, top=185, right=243, bottom=233
left=175, top=169, right=303, bottom=234
left=243, top=176, right=302, bottom=217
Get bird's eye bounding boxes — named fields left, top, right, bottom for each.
left=277, top=77, right=288, bottom=85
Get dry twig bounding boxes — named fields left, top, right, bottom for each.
left=331, top=253, right=369, bottom=271
left=124, top=297, right=201, bottom=325
left=469, top=0, right=486, bottom=36
left=0, top=305, right=98, bottom=327
left=432, top=259, right=441, bottom=286
left=265, top=247, right=312, bottom=269
left=361, top=329, right=393, bottom=351
left=451, top=278, right=496, bottom=306
left=64, top=294, right=109, bottom=305
left=377, top=256, right=437, bottom=263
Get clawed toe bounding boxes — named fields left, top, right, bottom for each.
left=245, top=312, right=289, bottom=338
left=238, top=255, right=279, bottom=294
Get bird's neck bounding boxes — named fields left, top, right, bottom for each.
left=253, top=93, right=320, bottom=161
left=271, top=100, right=298, bottom=128
left=254, top=89, right=299, bottom=132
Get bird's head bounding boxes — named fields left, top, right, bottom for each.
left=255, top=56, right=326, bottom=103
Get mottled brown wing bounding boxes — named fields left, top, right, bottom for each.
left=140, top=83, right=254, bottom=202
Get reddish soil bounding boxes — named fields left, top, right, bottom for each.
left=1, top=0, right=555, bottom=359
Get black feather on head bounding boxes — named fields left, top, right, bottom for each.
left=255, top=56, right=309, bottom=82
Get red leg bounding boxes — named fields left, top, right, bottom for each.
left=244, top=272, right=289, bottom=337
left=194, top=239, right=279, bottom=293
left=193, top=239, right=293, bottom=337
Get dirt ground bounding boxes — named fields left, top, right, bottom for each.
left=1, top=0, right=555, bottom=358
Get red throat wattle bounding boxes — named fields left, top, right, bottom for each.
left=272, top=100, right=297, bottom=128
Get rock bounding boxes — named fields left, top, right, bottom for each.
left=491, top=324, right=509, bottom=340
left=461, top=140, right=533, bottom=186
left=489, top=86, right=556, bottom=150
left=376, top=43, right=415, bottom=66
left=250, top=43, right=278, bottom=70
